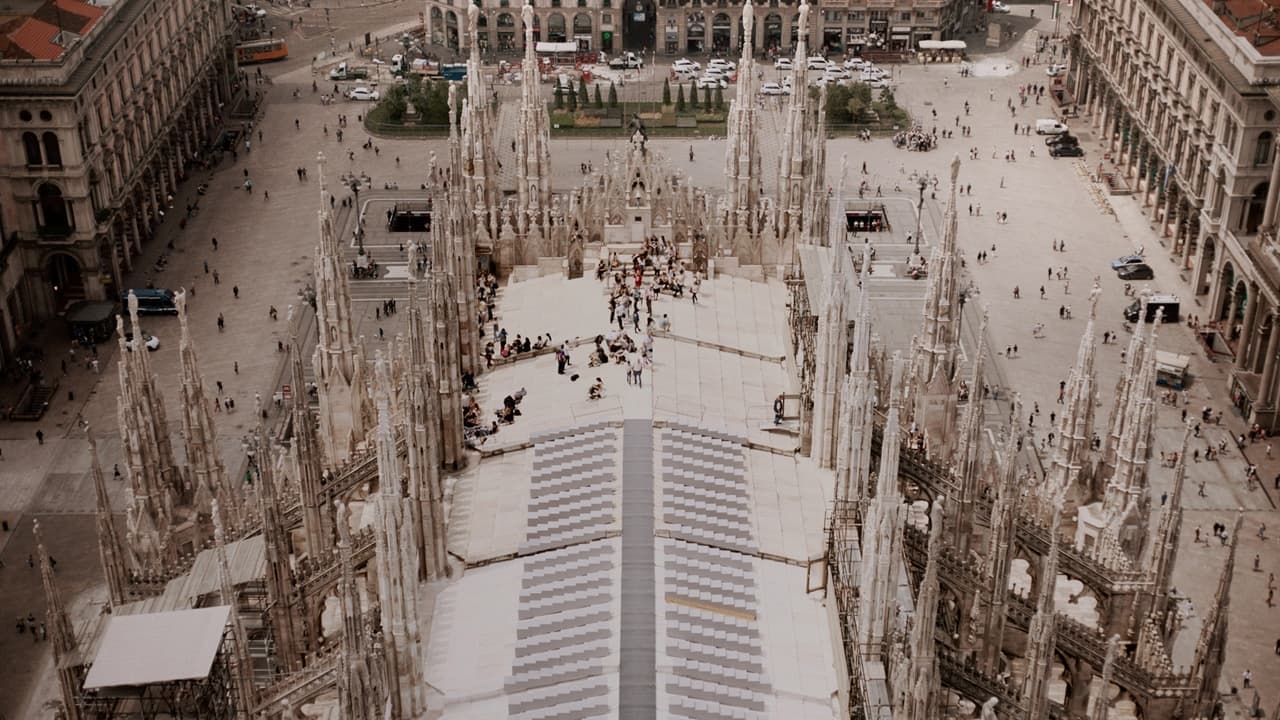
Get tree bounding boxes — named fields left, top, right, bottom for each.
left=609, top=81, right=619, bottom=108
left=554, top=84, right=564, bottom=109
left=593, top=84, right=603, bottom=108
left=568, top=85, right=578, bottom=111
left=578, top=75, right=590, bottom=107
left=714, top=85, right=724, bottom=111
left=690, top=82, right=700, bottom=109
left=676, top=83, right=686, bottom=112
left=662, top=78, right=671, bottom=105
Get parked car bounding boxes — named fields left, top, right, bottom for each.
left=866, top=78, right=892, bottom=89
left=759, top=82, right=789, bottom=96
left=824, top=66, right=851, bottom=79
left=843, top=57, right=865, bottom=70
left=1046, top=64, right=1068, bottom=77
left=696, top=75, right=728, bottom=89
left=774, top=58, right=793, bottom=71
left=1045, top=133, right=1078, bottom=146
left=673, top=58, right=700, bottom=73
left=347, top=86, right=380, bottom=101
left=1117, top=263, right=1155, bottom=280
left=609, top=52, right=644, bottom=69
left=1110, top=254, right=1146, bottom=270
left=1035, top=118, right=1069, bottom=134
left=992, top=1, right=1011, bottom=12
left=708, top=58, right=735, bottom=72
left=806, top=56, right=829, bottom=70
left=124, top=331, right=161, bottom=352
left=1049, top=144, right=1085, bottom=157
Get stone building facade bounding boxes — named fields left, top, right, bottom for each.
left=426, top=0, right=974, bottom=56
left=0, top=0, right=236, bottom=368
left=1068, top=0, right=1280, bottom=429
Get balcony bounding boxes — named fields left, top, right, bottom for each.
left=1246, top=230, right=1280, bottom=297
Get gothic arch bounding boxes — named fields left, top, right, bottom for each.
left=572, top=12, right=591, bottom=37
left=547, top=12, right=567, bottom=42
left=763, top=12, right=782, bottom=50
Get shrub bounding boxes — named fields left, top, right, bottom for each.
left=662, top=78, right=671, bottom=105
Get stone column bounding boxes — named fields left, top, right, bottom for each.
left=1181, top=216, right=1197, bottom=267
left=1235, top=284, right=1259, bottom=370
left=1262, top=146, right=1280, bottom=229
left=1259, top=315, right=1280, bottom=402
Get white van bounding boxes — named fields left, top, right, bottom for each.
left=1035, top=119, right=1069, bottom=135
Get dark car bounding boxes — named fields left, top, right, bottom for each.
left=1046, top=133, right=1078, bottom=146
left=1117, top=263, right=1154, bottom=280
left=1050, top=144, right=1085, bottom=158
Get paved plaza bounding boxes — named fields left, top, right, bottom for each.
left=0, top=2, right=1278, bottom=717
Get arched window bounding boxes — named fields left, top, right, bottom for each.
left=1255, top=131, right=1273, bottom=167
left=42, top=132, right=62, bottom=166
left=35, top=183, right=71, bottom=233
left=22, top=132, right=41, bottom=165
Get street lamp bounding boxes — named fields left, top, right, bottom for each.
left=350, top=179, right=363, bottom=254
left=914, top=176, right=928, bottom=256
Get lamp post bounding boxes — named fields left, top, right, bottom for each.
left=350, top=179, right=363, bottom=254
left=914, top=176, right=928, bottom=256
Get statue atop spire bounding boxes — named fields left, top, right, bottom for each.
left=312, top=152, right=367, bottom=467
left=116, top=290, right=178, bottom=571
left=722, top=0, right=765, bottom=265
left=88, top=428, right=130, bottom=607
left=510, top=0, right=553, bottom=269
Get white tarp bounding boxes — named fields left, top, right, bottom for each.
left=535, top=41, right=577, bottom=53
left=84, top=606, right=231, bottom=688
left=918, top=39, right=966, bottom=50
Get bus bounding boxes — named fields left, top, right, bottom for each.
left=236, top=38, right=288, bottom=64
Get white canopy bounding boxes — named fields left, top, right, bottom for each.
left=84, top=606, right=231, bottom=689
left=918, top=39, right=966, bottom=50
left=535, top=41, right=578, bottom=53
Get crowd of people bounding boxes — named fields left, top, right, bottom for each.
left=892, top=125, right=937, bottom=151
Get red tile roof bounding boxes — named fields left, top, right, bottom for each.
left=1201, top=0, right=1280, bottom=57
left=0, top=0, right=104, bottom=60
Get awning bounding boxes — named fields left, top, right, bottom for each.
left=84, top=606, right=231, bottom=689
left=535, top=41, right=578, bottom=53
left=918, top=39, right=966, bottom=49
left=891, top=26, right=912, bottom=33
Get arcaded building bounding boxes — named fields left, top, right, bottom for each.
left=1067, top=0, right=1280, bottom=429
left=0, top=0, right=235, bottom=368
left=425, top=0, right=974, bottom=57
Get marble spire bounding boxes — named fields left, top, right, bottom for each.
left=312, top=152, right=365, bottom=467
left=371, top=355, right=428, bottom=717
left=835, top=247, right=876, bottom=502
left=212, top=500, right=255, bottom=719
left=88, top=428, right=130, bottom=607
left=405, top=243, right=449, bottom=580
left=116, top=290, right=177, bottom=571
left=1100, top=309, right=1160, bottom=562
left=910, top=156, right=963, bottom=457
left=811, top=241, right=849, bottom=468
left=35, top=520, right=82, bottom=720
left=457, top=2, right=502, bottom=246
left=1089, top=635, right=1121, bottom=720
left=858, top=354, right=906, bottom=654
left=1098, top=293, right=1151, bottom=490
left=175, top=289, right=239, bottom=532
left=1021, top=498, right=1062, bottom=720
left=978, top=395, right=1022, bottom=676
left=1047, top=284, right=1102, bottom=506
left=428, top=231, right=466, bottom=472
left=774, top=0, right=818, bottom=258
left=335, top=501, right=379, bottom=720
left=512, top=0, right=553, bottom=266
left=897, top=499, right=942, bottom=720
left=255, top=423, right=302, bottom=672
left=1147, top=422, right=1192, bottom=610
left=948, top=310, right=987, bottom=554
left=288, top=307, right=333, bottom=562
left=722, top=0, right=764, bottom=264
left=1190, top=513, right=1240, bottom=717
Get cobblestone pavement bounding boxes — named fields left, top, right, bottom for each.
left=0, top=3, right=1277, bottom=717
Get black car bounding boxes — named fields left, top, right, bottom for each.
left=1050, top=144, right=1085, bottom=158
left=1117, top=263, right=1154, bottom=280
left=1046, top=133, right=1078, bottom=146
